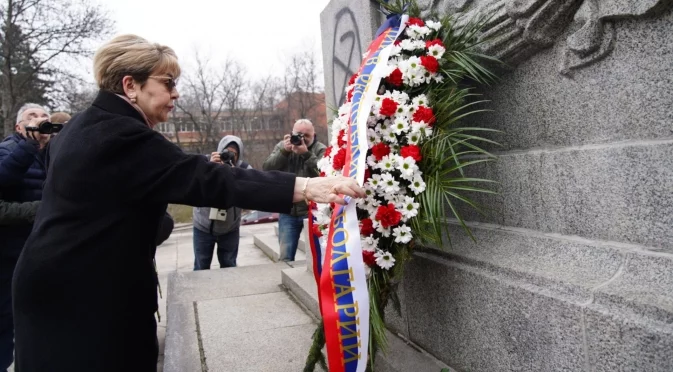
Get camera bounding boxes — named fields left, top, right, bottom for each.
left=290, top=133, right=304, bottom=146
left=25, top=121, right=63, bottom=135
left=219, top=149, right=236, bottom=166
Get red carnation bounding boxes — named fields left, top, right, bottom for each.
left=426, top=39, right=444, bottom=49
left=362, top=250, right=376, bottom=267
left=400, top=145, right=422, bottom=162
left=324, top=146, right=332, bottom=158
left=379, top=98, right=398, bottom=117
left=320, top=171, right=325, bottom=177
left=337, top=129, right=347, bottom=147
left=364, top=167, right=372, bottom=182
left=420, top=55, right=439, bottom=74
left=360, top=218, right=374, bottom=236
left=407, top=17, right=425, bottom=27
left=333, top=147, right=346, bottom=170
left=394, top=39, right=401, bottom=46
left=312, top=224, right=323, bottom=238
left=375, top=203, right=402, bottom=229
left=371, top=142, right=391, bottom=161
left=348, top=73, right=359, bottom=86
left=347, top=88, right=354, bottom=102
left=386, top=68, right=403, bottom=87
left=413, top=106, right=436, bottom=126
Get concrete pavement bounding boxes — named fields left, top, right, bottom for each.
left=156, top=222, right=283, bottom=371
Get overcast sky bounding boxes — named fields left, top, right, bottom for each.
left=93, top=0, right=331, bottom=82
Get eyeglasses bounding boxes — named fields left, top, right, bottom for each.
left=149, top=75, right=178, bottom=91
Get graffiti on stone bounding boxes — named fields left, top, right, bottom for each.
left=331, top=7, right=363, bottom=108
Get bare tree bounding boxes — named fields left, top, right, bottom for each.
left=0, top=0, right=113, bottom=136
left=175, top=53, right=242, bottom=154
left=277, top=50, right=327, bottom=140
left=243, top=75, right=284, bottom=168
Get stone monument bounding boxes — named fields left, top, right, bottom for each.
left=321, top=0, right=673, bottom=370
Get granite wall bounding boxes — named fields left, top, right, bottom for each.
left=321, top=0, right=673, bottom=371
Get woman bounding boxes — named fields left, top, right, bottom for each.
left=11, top=35, right=363, bottom=372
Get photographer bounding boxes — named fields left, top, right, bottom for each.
left=263, top=119, right=326, bottom=261
left=192, top=135, right=251, bottom=269
left=0, top=103, right=51, bottom=371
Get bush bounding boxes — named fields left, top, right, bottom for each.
left=167, top=204, right=193, bottom=224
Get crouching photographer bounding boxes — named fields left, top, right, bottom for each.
left=192, top=135, right=252, bottom=269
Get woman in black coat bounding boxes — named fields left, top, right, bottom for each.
left=11, top=34, right=363, bottom=372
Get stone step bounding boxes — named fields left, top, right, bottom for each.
left=254, top=233, right=306, bottom=262
left=272, top=221, right=308, bottom=252
left=281, top=267, right=452, bottom=372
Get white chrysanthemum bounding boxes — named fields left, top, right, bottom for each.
left=412, top=94, right=429, bottom=108
left=362, top=236, right=379, bottom=252
left=380, top=172, right=401, bottom=194
left=393, top=225, right=413, bottom=244
left=390, top=44, right=403, bottom=56
left=364, top=199, right=381, bottom=217
left=367, top=128, right=381, bottom=147
left=398, top=196, right=420, bottom=220
left=409, top=175, right=427, bottom=195
left=367, top=115, right=378, bottom=127
left=406, top=131, right=421, bottom=145
left=375, top=250, right=396, bottom=270
left=411, top=122, right=434, bottom=138
left=426, top=20, right=442, bottom=31
left=391, top=117, right=410, bottom=135
left=433, top=74, right=445, bottom=83
left=401, top=56, right=422, bottom=73
left=362, top=187, right=376, bottom=202
left=383, top=127, right=399, bottom=144
left=391, top=90, right=409, bottom=105
left=367, top=154, right=379, bottom=168
left=367, top=173, right=382, bottom=190
left=375, top=221, right=391, bottom=237
left=372, top=95, right=384, bottom=111
left=400, top=39, right=421, bottom=51
left=397, top=156, right=418, bottom=180
left=406, top=25, right=431, bottom=39
left=377, top=155, right=395, bottom=173
left=428, top=44, right=446, bottom=59
left=410, top=73, right=426, bottom=86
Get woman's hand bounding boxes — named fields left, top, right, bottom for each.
left=294, top=176, right=365, bottom=205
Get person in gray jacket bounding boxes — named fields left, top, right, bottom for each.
left=192, top=135, right=251, bottom=269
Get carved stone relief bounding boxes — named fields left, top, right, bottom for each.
left=417, top=0, right=673, bottom=75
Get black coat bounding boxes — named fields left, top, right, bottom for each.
left=11, top=90, right=295, bottom=371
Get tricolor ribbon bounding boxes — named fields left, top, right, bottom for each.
left=309, top=14, right=408, bottom=372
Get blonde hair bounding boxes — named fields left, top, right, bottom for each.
left=93, top=34, right=181, bottom=94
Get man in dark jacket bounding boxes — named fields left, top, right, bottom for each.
left=192, top=135, right=252, bottom=269
left=0, top=103, right=50, bottom=371
left=263, top=119, right=326, bottom=261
